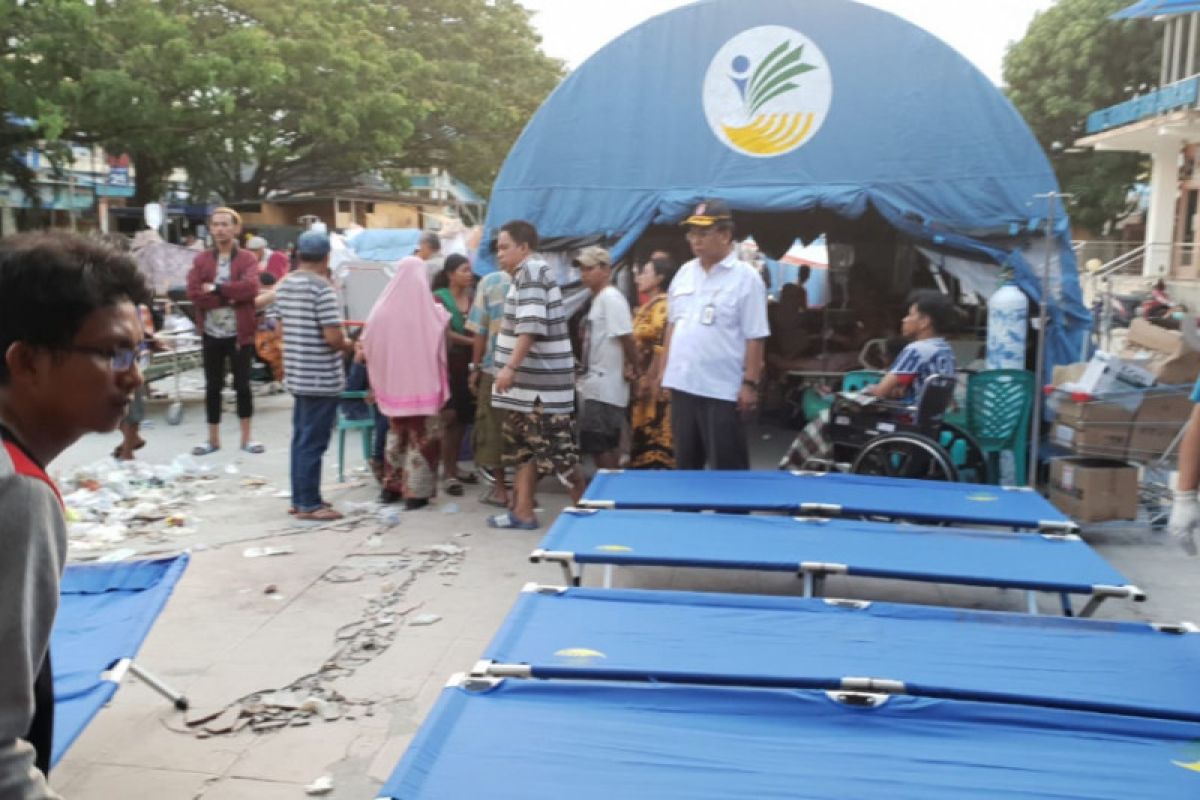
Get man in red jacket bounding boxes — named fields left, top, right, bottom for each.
left=186, top=207, right=264, bottom=455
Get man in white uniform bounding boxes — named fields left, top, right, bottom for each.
left=656, top=199, right=769, bottom=470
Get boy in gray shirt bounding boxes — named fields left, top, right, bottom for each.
left=0, top=232, right=151, bottom=797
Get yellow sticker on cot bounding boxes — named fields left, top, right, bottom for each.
left=554, top=648, right=607, bottom=660
left=596, top=544, right=633, bottom=552
left=966, top=494, right=1000, bottom=503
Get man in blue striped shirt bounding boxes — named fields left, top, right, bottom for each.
left=274, top=231, right=353, bottom=521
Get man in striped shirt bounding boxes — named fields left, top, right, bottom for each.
left=273, top=231, right=352, bottom=521
left=489, top=220, right=584, bottom=529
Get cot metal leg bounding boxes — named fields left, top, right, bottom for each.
left=1025, top=591, right=1039, bottom=615
left=128, top=661, right=189, bottom=711
left=1077, top=596, right=1105, bottom=618
left=811, top=574, right=827, bottom=597
left=802, top=571, right=814, bottom=598
left=602, top=565, right=614, bottom=589
left=1059, top=592, right=1074, bottom=617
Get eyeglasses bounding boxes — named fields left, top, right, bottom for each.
left=64, top=345, right=139, bottom=372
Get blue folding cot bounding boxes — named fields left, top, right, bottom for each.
left=51, top=554, right=190, bottom=766
left=379, top=678, right=1200, bottom=799
left=531, top=509, right=1142, bottom=616
left=477, top=585, right=1200, bottom=722
left=580, top=469, right=1077, bottom=531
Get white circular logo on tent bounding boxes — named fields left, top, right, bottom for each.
left=703, top=26, right=833, bottom=158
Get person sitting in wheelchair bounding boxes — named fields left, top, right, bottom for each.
left=781, top=289, right=958, bottom=470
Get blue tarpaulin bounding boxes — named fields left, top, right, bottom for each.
left=1114, top=0, right=1200, bottom=18
left=484, top=587, right=1200, bottom=721
left=480, top=0, right=1090, bottom=375
left=581, top=469, right=1073, bottom=529
left=50, top=555, right=189, bottom=766
left=380, top=680, right=1200, bottom=799
left=347, top=229, right=421, bottom=263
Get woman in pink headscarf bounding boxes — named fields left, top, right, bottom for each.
left=362, top=256, right=450, bottom=509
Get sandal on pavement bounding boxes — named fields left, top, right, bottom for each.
left=288, top=502, right=332, bottom=515
left=486, top=511, right=538, bottom=530
left=458, top=471, right=479, bottom=485
left=294, top=507, right=344, bottom=521
left=445, top=478, right=464, bottom=497
left=241, top=441, right=266, bottom=454
left=192, top=443, right=220, bottom=456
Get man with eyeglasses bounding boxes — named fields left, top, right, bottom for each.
left=0, top=232, right=151, bottom=797
left=653, top=199, right=769, bottom=470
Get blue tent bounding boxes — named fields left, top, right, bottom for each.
left=480, top=0, right=1090, bottom=374
left=1114, top=0, right=1200, bottom=18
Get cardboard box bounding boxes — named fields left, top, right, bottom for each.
left=1052, top=419, right=1129, bottom=459
left=1052, top=363, right=1088, bottom=387
left=1048, top=458, right=1138, bottom=523
left=1120, top=318, right=1200, bottom=385
left=1126, top=392, right=1194, bottom=459
left=1052, top=397, right=1135, bottom=427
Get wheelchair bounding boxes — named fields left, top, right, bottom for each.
left=807, top=375, right=991, bottom=483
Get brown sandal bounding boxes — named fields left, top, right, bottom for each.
left=293, top=507, right=344, bottom=521
left=288, top=502, right=333, bottom=516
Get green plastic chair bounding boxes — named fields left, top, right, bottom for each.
left=336, top=390, right=375, bottom=482
left=965, top=369, right=1035, bottom=486
left=800, top=370, right=883, bottom=422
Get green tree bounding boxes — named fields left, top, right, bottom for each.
left=181, top=0, right=426, bottom=201
left=1004, top=0, right=1161, bottom=234
left=387, top=0, right=565, bottom=197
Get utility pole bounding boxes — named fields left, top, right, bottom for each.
left=1029, top=191, right=1073, bottom=488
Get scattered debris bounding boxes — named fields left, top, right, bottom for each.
left=263, top=584, right=278, bottom=595
left=304, top=776, right=334, bottom=796
left=441, top=502, right=460, bottom=514
left=243, top=546, right=294, bottom=558
left=409, top=613, right=442, bottom=627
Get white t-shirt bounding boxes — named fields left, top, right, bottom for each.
left=579, top=285, right=634, bottom=407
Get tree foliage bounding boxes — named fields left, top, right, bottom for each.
left=2, top=0, right=563, bottom=204
left=1003, top=0, right=1161, bottom=234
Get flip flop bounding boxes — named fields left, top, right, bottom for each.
left=294, top=507, right=344, bottom=521
left=191, top=443, right=220, bottom=456
left=457, top=472, right=479, bottom=485
left=487, top=511, right=538, bottom=530
left=445, top=478, right=464, bottom=497
left=288, top=502, right=332, bottom=515
left=241, top=441, right=266, bottom=454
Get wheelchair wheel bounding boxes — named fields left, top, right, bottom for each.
left=850, top=432, right=959, bottom=482
left=937, top=422, right=992, bottom=484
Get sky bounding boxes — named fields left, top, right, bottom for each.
left=522, top=0, right=1056, bottom=86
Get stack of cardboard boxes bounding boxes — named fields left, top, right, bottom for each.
left=1047, top=319, right=1200, bottom=523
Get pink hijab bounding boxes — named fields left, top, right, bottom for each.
left=363, top=256, right=450, bottom=417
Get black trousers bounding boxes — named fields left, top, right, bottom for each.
left=201, top=334, right=254, bottom=425
left=670, top=389, right=750, bottom=470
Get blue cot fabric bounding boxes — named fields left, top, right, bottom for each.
left=485, top=588, right=1200, bottom=721
left=50, top=555, right=189, bottom=765
left=538, top=510, right=1129, bottom=594
left=380, top=681, right=1200, bottom=799
left=476, top=0, right=1090, bottom=378
left=581, top=469, right=1072, bottom=529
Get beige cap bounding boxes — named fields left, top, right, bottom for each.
left=573, top=245, right=612, bottom=268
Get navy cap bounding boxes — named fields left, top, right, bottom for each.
left=296, top=230, right=331, bottom=259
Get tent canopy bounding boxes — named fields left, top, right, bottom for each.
left=481, top=0, right=1090, bottom=371
left=1113, top=0, right=1200, bottom=18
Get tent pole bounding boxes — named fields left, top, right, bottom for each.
left=1028, top=193, right=1071, bottom=489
